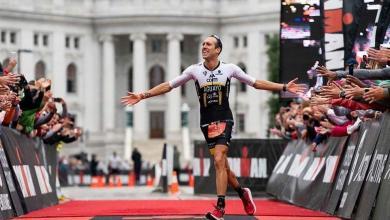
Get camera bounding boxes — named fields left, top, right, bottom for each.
left=53, top=97, right=62, bottom=102
left=9, top=75, right=28, bottom=93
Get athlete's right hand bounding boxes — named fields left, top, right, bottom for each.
left=121, top=92, right=142, bottom=106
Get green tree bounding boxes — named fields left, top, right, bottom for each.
left=266, top=34, right=280, bottom=136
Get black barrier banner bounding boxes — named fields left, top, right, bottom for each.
left=43, top=142, right=58, bottom=196
left=336, top=121, right=382, bottom=219
left=272, top=137, right=347, bottom=210
left=0, top=143, right=18, bottom=219
left=355, top=114, right=390, bottom=220
left=194, top=139, right=286, bottom=195
left=295, top=137, right=347, bottom=210
left=0, top=128, right=58, bottom=213
left=323, top=131, right=360, bottom=214
left=277, top=139, right=309, bottom=202
left=0, top=140, right=23, bottom=218
left=266, top=140, right=298, bottom=197
left=372, top=116, right=390, bottom=220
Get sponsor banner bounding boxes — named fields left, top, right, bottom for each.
left=0, top=142, right=18, bottom=219
left=324, top=0, right=344, bottom=70
left=294, top=137, right=347, bottom=210
left=266, top=140, right=299, bottom=197
left=273, top=137, right=347, bottom=210
left=323, top=131, right=361, bottom=214
left=0, top=127, right=58, bottom=213
left=355, top=114, right=390, bottom=220
left=0, top=139, right=26, bottom=217
left=194, top=139, right=286, bottom=195
left=336, top=121, right=382, bottom=219
left=372, top=115, right=390, bottom=220
left=43, top=142, right=58, bottom=195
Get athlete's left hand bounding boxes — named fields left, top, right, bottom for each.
left=286, top=78, right=305, bottom=94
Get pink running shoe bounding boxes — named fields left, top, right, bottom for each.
left=205, top=206, right=225, bottom=220
left=241, top=188, right=256, bottom=215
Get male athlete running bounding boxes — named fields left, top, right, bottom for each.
left=121, top=35, right=304, bottom=220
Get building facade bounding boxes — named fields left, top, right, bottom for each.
left=0, top=0, right=279, bottom=163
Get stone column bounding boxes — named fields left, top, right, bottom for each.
left=130, top=33, right=148, bottom=139
left=52, top=31, right=66, bottom=98
left=100, top=34, right=116, bottom=132
left=166, top=33, right=183, bottom=140
left=84, top=34, right=101, bottom=132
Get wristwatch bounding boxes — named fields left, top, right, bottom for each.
left=282, top=84, right=287, bottom=92
left=339, top=91, right=346, bottom=98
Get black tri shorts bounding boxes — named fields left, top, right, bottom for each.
left=200, top=120, right=234, bottom=155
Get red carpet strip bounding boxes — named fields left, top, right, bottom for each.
left=16, top=199, right=339, bottom=219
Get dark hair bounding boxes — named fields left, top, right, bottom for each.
left=209, top=34, right=223, bottom=53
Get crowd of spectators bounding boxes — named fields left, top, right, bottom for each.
left=270, top=46, right=390, bottom=152
left=0, top=56, right=82, bottom=145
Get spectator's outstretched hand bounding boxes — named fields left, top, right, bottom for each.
left=346, top=75, right=365, bottom=88
left=316, top=66, right=337, bottom=81
left=320, top=82, right=342, bottom=99
left=0, top=86, right=9, bottom=94
left=5, top=58, right=17, bottom=73
left=363, top=86, right=385, bottom=103
left=367, top=48, right=389, bottom=65
left=121, top=92, right=142, bottom=106
left=0, top=74, right=19, bottom=88
left=310, top=96, right=330, bottom=105
left=345, top=83, right=364, bottom=100
left=286, top=78, right=305, bottom=94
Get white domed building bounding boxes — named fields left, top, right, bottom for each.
left=0, top=0, right=279, bottom=163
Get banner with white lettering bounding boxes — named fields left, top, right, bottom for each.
left=370, top=114, right=390, bottom=220
left=266, top=140, right=299, bottom=196
left=0, top=139, right=24, bottom=218
left=270, top=136, right=347, bottom=210
left=324, top=0, right=345, bottom=70
left=0, top=127, right=58, bottom=213
left=323, top=131, right=361, bottom=214
left=355, top=114, right=390, bottom=220
left=336, top=121, right=382, bottom=219
left=0, top=142, right=18, bottom=219
left=295, top=137, right=347, bottom=210
left=194, top=139, right=286, bottom=195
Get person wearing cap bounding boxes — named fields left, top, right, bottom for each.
left=121, top=35, right=304, bottom=220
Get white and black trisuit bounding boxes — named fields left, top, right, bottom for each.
left=169, top=61, right=256, bottom=148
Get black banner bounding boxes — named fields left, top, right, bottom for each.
left=0, top=128, right=58, bottom=213
left=336, top=121, right=382, bottom=219
left=269, top=137, right=347, bottom=210
left=372, top=116, right=390, bottom=220
left=354, top=114, right=390, bottom=220
left=323, top=131, right=361, bottom=214
left=0, top=143, right=18, bottom=219
left=0, top=140, right=24, bottom=217
left=295, top=137, right=347, bottom=210
left=194, top=139, right=286, bottom=195
left=266, top=140, right=298, bottom=196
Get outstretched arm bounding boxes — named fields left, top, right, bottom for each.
left=121, top=82, right=172, bottom=106
left=253, top=78, right=305, bottom=94
left=231, top=64, right=304, bottom=94
left=253, top=80, right=283, bottom=91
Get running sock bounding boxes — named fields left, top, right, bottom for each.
left=235, top=186, right=245, bottom=198
left=217, top=195, right=225, bottom=209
